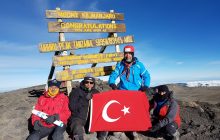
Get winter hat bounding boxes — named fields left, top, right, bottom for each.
left=157, top=85, right=170, bottom=93
left=124, top=45, right=135, bottom=53
left=123, top=45, right=135, bottom=63
left=48, top=79, right=61, bottom=88
left=84, top=73, right=95, bottom=83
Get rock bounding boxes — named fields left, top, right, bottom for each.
left=1, top=82, right=220, bottom=140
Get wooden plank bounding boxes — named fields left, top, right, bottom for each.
left=56, top=66, right=115, bottom=81
left=48, top=22, right=126, bottom=33
left=46, top=10, right=124, bottom=20
left=53, top=53, right=123, bottom=66
left=39, top=35, right=134, bottom=53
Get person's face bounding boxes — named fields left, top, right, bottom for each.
left=48, top=86, right=59, bottom=97
left=124, top=52, right=133, bottom=62
left=84, top=80, right=94, bottom=90
left=159, top=91, right=166, bottom=96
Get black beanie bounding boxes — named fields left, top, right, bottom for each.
left=157, top=85, right=169, bottom=93
left=48, top=79, right=61, bottom=88
left=84, top=73, right=95, bottom=83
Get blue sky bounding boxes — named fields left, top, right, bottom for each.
left=1, top=0, right=220, bottom=92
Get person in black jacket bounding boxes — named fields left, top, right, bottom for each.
left=69, top=74, right=108, bottom=140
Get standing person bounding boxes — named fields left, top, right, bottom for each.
left=27, top=79, right=71, bottom=140
left=108, top=45, right=151, bottom=93
left=69, top=74, right=108, bottom=140
left=149, top=85, right=181, bottom=140
left=108, top=45, right=151, bottom=140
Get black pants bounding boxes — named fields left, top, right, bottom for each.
left=160, top=122, right=178, bottom=136
left=26, top=125, right=66, bottom=140
left=71, top=118, right=108, bottom=140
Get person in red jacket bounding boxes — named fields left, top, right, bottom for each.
left=149, top=85, right=181, bottom=140
left=27, top=79, right=71, bottom=140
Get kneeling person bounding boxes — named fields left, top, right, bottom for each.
left=149, top=85, right=181, bottom=140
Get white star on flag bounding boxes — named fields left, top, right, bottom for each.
left=121, top=106, right=130, bottom=115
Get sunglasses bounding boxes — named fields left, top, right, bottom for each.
left=84, top=81, right=94, bottom=84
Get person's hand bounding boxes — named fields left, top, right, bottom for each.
left=45, top=114, right=59, bottom=124
left=139, top=86, right=148, bottom=92
left=110, top=84, right=117, bottom=90
left=150, top=123, right=161, bottom=132
left=86, top=92, right=93, bottom=100
left=33, top=120, right=42, bottom=131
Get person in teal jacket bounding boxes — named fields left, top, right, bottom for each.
left=108, top=45, right=151, bottom=92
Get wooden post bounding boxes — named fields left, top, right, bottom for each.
left=110, top=10, right=120, bottom=53
left=91, top=10, right=120, bottom=68
left=47, top=7, right=72, bottom=95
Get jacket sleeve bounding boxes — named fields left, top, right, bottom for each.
left=59, top=95, right=71, bottom=125
left=149, top=99, right=155, bottom=111
left=31, top=97, right=42, bottom=125
left=108, top=62, right=121, bottom=85
left=158, top=100, right=178, bottom=128
left=139, top=62, right=151, bottom=87
left=69, top=89, right=79, bottom=113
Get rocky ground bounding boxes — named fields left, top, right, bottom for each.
left=0, top=80, right=219, bottom=140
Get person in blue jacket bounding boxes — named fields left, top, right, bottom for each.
left=108, top=45, right=151, bottom=92
left=108, top=45, right=151, bottom=139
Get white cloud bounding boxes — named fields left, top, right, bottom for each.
left=0, top=56, right=51, bottom=69
left=209, top=61, right=220, bottom=65
left=176, top=61, right=184, bottom=65
left=0, top=41, right=36, bottom=52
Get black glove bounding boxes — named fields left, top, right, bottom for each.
left=139, top=86, right=148, bottom=92
left=33, top=120, right=42, bottom=131
left=151, top=123, right=161, bottom=132
left=110, top=84, right=117, bottom=90
left=45, top=114, right=59, bottom=124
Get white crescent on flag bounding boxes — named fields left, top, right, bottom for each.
left=102, top=100, right=121, bottom=122
left=89, top=90, right=152, bottom=132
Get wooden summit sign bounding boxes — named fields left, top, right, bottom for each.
left=39, top=35, right=134, bottom=53
left=56, top=66, right=115, bottom=81
left=53, top=52, right=123, bottom=66
left=46, top=10, right=124, bottom=20
left=48, top=22, right=126, bottom=33
left=40, top=8, right=134, bottom=94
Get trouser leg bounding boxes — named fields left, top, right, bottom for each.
left=26, top=126, right=54, bottom=140
left=164, top=122, right=179, bottom=140
left=71, top=119, right=85, bottom=140
left=97, top=131, right=108, bottom=140
left=51, top=125, right=66, bottom=140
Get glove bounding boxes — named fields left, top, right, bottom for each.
left=45, top=114, right=59, bottom=124
left=139, top=86, right=148, bottom=92
left=33, top=120, right=42, bottom=131
left=150, top=123, right=161, bottom=132
left=110, top=84, right=117, bottom=90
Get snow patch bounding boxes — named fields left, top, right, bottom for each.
left=186, top=80, right=220, bottom=87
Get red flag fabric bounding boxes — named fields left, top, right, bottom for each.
left=89, top=90, right=152, bottom=132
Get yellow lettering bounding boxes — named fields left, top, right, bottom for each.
left=57, top=11, right=79, bottom=18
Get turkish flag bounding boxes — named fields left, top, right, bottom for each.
left=89, top=90, right=152, bottom=132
